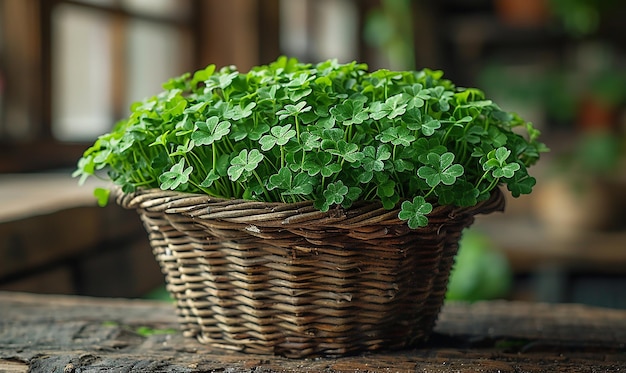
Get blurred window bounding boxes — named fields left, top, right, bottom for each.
left=0, top=0, right=197, bottom=171
left=0, top=0, right=373, bottom=172
left=51, top=0, right=193, bottom=141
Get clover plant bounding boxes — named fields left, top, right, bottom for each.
left=75, top=56, right=547, bottom=228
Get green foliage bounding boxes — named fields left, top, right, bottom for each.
left=446, top=228, right=512, bottom=301
left=75, top=56, right=546, bottom=228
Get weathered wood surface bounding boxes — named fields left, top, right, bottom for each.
left=1, top=291, right=625, bottom=372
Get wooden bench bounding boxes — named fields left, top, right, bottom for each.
left=0, top=173, right=163, bottom=297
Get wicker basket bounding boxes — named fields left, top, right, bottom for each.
left=117, top=188, right=505, bottom=357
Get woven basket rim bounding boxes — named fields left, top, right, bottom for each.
left=115, top=187, right=505, bottom=228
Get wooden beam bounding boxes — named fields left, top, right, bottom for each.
left=198, top=0, right=280, bottom=70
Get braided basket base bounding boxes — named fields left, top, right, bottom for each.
left=117, top=189, right=504, bottom=358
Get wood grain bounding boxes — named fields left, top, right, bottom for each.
left=1, top=291, right=625, bottom=372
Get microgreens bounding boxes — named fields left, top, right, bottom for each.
left=75, top=56, right=547, bottom=228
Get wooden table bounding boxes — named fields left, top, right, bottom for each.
left=1, top=291, right=624, bottom=372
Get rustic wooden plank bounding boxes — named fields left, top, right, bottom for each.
left=0, top=359, right=28, bottom=373
left=0, top=204, right=147, bottom=280
left=1, top=291, right=624, bottom=372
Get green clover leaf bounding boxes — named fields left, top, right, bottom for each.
left=190, top=64, right=215, bottom=87
left=404, top=108, right=441, bottom=136
left=484, top=147, right=521, bottom=178
left=160, top=158, right=193, bottom=190
left=326, top=140, right=362, bottom=163
left=303, top=152, right=341, bottom=177
left=169, top=139, right=195, bottom=156
left=398, top=196, right=433, bottom=229
left=276, top=101, right=311, bottom=120
left=228, top=149, right=264, bottom=181
left=269, top=167, right=315, bottom=196
left=369, top=94, right=408, bottom=120
left=361, top=145, right=391, bottom=172
left=268, top=166, right=292, bottom=190
left=330, top=97, right=370, bottom=126
left=403, top=83, right=430, bottom=109
left=376, top=179, right=396, bottom=198
left=224, top=102, right=256, bottom=120
left=300, top=132, right=321, bottom=151
left=429, top=86, right=454, bottom=112
left=200, top=169, right=220, bottom=188
left=376, top=126, right=415, bottom=147
left=494, top=163, right=520, bottom=178
left=287, top=172, right=315, bottom=196
left=218, top=71, right=238, bottom=89
left=323, top=180, right=349, bottom=206
left=259, top=124, right=297, bottom=151
left=417, top=152, right=465, bottom=187
left=192, top=116, right=231, bottom=145
left=506, top=170, right=536, bottom=197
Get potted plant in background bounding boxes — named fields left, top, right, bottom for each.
left=75, top=56, right=546, bottom=357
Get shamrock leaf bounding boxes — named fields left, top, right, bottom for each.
left=398, top=196, right=433, bottom=229
left=248, top=123, right=270, bottom=141
left=494, top=162, right=520, bottom=178
left=361, top=145, right=391, bottom=172
left=259, top=124, right=297, bottom=151
left=218, top=71, right=239, bottom=89
left=376, top=179, right=396, bottom=198
left=276, top=101, right=311, bottom=120
left=381, top=194, right=400, bottom=210
left=484, top=147, right=520, bottom=178
left=190, top=64, right=215, bottom=87
left=403, top=83, right=430, bottom=109
left=417, top=152, right=464, bottom=187
left=330, top=97, right=370, bottom=126
left=414, top=138, right=447, bottom=163
left=506, top=169, right=536, bottom=197
left=268, top=168, right=316, bottom=197
left=300, top=132, right=321, bottom=151
left=200, top=169, right=220, bottom=188
left=268, top=166, right=292, bottom=190
left=192, top=116, right=231, bottom=145
left=404, top=108, right=441, bottom=136
left=323, top=180, right=349, bottom=206
left=303, top=152, right=341, bottom=177
left=160, top=158, right=193, bottom=190
left=428, top=85, right=454, bottom=112
left=287, top=172, right=315, bottom=196
left=170, top=139, right=195, bottom=156
left=326, top=140, right=362, bottom=163
left=224, top=102, right=256, bottom=120
left=228, top=149, right=264, bottom=181
left=285, top=72, right=314, bottom=101
left=376, top=126, right=415, bottom=147
left=369, top=94, right=408, bottom=120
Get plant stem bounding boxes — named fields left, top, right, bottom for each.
left=212, top=144, right=217, bottom=171
left=280, top=145, right=285, bottom=170
left=423, top=184, right=437, bottom=199
left=295, top=115, right=301, bottom=141
left=252, top=170, right=271, bottom=201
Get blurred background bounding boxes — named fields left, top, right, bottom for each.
left=0, top=0, right=624, bottom=307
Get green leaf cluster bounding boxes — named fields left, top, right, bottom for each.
left=75, top=56, right=547, bottom=228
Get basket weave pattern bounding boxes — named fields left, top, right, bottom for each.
left=117, top=188, right=505, bottom=357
